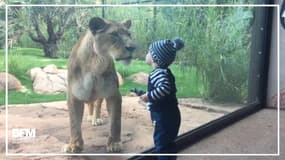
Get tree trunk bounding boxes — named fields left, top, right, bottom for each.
left=43, top=42, right=58, bottom=58
left=102, top=0, right=105, bottom=18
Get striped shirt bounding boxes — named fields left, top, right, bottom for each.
left=147, top=68, right=177, bottom=111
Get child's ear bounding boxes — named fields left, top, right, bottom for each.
left=149, top=54, right=154, bottom=63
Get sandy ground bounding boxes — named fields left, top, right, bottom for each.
left=0, top=96, right=240, bottom=159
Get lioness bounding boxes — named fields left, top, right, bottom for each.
left=64, top=17, right=135, bottom=153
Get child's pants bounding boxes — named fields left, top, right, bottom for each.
left=150, top=107, right=181, bottom=160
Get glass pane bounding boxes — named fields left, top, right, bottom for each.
left=3, top=2, right=265, bottom=155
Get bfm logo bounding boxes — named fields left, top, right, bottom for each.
left=12, top=128, right=36, bottom=138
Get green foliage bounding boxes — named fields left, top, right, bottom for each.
left=116, top=60, right=203, bottom=98
left=8, top=53, right=23, bottom=76
left=107, top=5, right=251, bottom=103
left=8, top=1, right=253, bottom=103
left=0, top=49, right=4, bottom=72
left=7, top=0, right=256, bottom=4
left=17, top=32, right=41, bottom=48
left=0, top=48, right=202, bottom=105
left=8, top=48, right=67, bottom=69
left=0, top=7, right=4, bottom=49
left=57, top=7, right=102, bottom=58
left=178, top=7, right=252, bottom=102
left=0, top=48, right=68, bottom=105
left=0, top=90, right=66, bottom=105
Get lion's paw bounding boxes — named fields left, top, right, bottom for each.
left=107, top=141, right=122, bottom=152
left=92, top=118, right=104, bottom=126
left=62, top=144, right=83, bottom=153
left=87, top=115, right=93, bottom=122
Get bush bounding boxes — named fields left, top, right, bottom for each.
left=8, top=54, right=23, bottom=76
left=12, top=3, right=253, bottom=103
left=17, top=33, right=42, bottom=49
left=187, top=7, right=252, bottom=103
left=0, top=8, right=4, bottom=49
left=162, top=6, right=252, bottom=103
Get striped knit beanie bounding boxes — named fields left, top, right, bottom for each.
left=149, top=37, right=184, bottom=68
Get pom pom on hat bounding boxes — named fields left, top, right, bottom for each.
left=173, top=37, right=184, bottom=50
left=149, top=37, right=184, bottom=67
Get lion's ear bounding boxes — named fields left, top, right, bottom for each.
left=122, top=19, right=131, bottom=29
left=89, top=17, right=108, bottom=34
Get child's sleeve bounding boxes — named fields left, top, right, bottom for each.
left=147, top=70, right=171, bottom=102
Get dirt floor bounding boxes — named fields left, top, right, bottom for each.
left=0, top=96, right=240, bottom=159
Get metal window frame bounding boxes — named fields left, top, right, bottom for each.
left=281, top=0, right=285, bottom=29
left=128, top=1, right=274, bottom=159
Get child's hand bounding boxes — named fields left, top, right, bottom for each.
left=140, top=93, right=149, bottom=102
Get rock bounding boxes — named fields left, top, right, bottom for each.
left=30, top=65, right=120, bottom=94
left=30, top=65, right=67, bottom=94
left=0, top=72, right=27, bottom=92
left=57, top=69, right=68, bottom=85
left=127, top=72, right=148, bottom=85
left=33, top=71, right=52, bottom=94
left=47, top=74, right=67, bottom=93
left=43, top=64, right=58, bottom=74
left=28, top=67, right=43, bottom=81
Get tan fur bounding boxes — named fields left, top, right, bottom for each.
left=63, top=17, right=135, bottom=153
left=87, top=72, right=123, bottom=126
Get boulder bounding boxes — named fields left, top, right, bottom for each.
left=30, top=65, right=67, bottom=94
left=43, top=64, right=58, bottom=74
left=0, top=72, right=27, bottom=92
left=33, top=71, right=52, bottom=94
left=127, top=72, right=148, bottom=85
left=28, top=67, right=44, bottom=81
left=30, top=65, right=121, bottom=94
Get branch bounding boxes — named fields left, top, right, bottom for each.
left=55, top=8, right=73, bottom=40
left=29, top=18, right=47, bottom=44
left=46, top=15, right=56, bottom=40
left=28, top=31, right=45, bottom=44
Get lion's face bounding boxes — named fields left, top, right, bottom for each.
left=89, top=17, right=135, bottom=65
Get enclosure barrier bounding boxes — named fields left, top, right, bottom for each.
left=128, top=101, right=261, bottom=160
left=128, top=0, right=274, bottom=159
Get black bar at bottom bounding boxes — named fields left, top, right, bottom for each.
left=128, top=101, right=262, bottom=160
